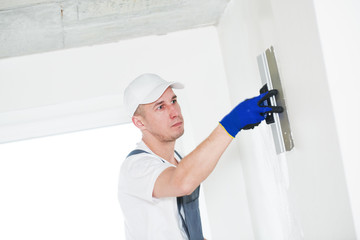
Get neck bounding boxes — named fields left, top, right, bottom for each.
left=142, top=134, right=176, bottom=164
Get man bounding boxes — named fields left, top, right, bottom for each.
left=118, top=73, right=282, bottom=240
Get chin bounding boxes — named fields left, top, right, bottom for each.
left=175, top=129, right=185, bottom=140
left=164, top=129, right=184, bottom=142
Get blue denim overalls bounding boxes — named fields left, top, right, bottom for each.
left=127, top=150, right=204, bottom=240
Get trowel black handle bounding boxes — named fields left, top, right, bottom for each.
left=259, top=84, right=275, bottom=124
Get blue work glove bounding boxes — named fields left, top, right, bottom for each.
left=219, top=90, right=283, bottom=138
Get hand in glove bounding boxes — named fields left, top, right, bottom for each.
left=219, top=90, right=283, bottom=138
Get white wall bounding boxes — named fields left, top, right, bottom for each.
left=313, top=0, right=360, bottom=237
left=0, top=27, right=224, bottom=143
left=217, top=0, right=357, bottom=239
left=0, top=27, right=225, bottom=113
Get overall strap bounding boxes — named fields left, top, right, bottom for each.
left=126, top=149, right=149, bottom=158
left=174, top=150, right=182, bottom=160
left=126, top=149, right=167, bottom=163
left=128, top=149, right=182, bottom=160
left=175, top=152, right=204, bottom=240
left=174, top=151, right=191, bottom=238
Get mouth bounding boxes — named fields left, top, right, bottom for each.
left=171, top=122, right=183, bottom=128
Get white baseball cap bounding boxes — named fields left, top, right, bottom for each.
left=124, top=73, right=184, bottom=117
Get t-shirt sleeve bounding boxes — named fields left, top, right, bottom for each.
left=119, top=154, right=173, bottom=203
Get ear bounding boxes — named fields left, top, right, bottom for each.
left=132, top=115, right=145, bottom=130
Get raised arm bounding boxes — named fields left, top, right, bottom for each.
left=153, top=90, right=283, bottom=198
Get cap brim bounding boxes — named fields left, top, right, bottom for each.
left=141, top=82, right=184, bottom=104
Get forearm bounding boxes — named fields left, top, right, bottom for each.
left=176, top=124, right=233, bottom=194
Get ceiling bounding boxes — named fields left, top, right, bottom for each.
left=0, top=0, right=230, bottom=59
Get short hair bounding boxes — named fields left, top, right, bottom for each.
left=133, top=104, right=144, bottom=117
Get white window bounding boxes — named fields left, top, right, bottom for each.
left=0, top=124, right=140, bottom=240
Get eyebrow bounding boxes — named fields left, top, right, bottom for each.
left=153, top=95, right=177, bottom=109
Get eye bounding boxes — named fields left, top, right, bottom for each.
left=157, top=105, right=163, bottom=110
left=171, top=99, right=177, bottom=104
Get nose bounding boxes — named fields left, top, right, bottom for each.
left=169, top=104, right=180, bottom=119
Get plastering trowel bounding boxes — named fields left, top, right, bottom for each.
left=257, top=46, right=294, bottom=154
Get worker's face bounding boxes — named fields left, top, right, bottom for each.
left=133, top=87, right=184, bottom=142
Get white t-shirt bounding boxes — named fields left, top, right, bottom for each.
left=118, top=141, right=188, bottom=240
